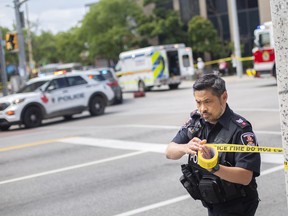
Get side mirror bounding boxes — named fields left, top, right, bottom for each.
left=39, top=87, right=44, bottom=92
left=46, top=85, right=55, bottom=92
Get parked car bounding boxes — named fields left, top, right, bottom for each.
left=80, top=68, right=123, bottom=105
left=0, top=73, right=114, bottom=130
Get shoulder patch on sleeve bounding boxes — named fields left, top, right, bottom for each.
left=240, top=132, right=258, bottom=146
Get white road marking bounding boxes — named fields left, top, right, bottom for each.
left=113, top=195, right=191, bottom=216
left=235, top=108, right=279, bottom=112
left=59, top=137, right=166, bottom=153
left=0, top=151, right=146, bottom=185
left=52, top=124, right=281, bottom=136
left=254, top=130, right=281, bottom=135
left=261, top=154, right=283, bottom=164
left=261, top=165, right=284, bottom=176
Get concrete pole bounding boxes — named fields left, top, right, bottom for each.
left=270, top=0, right=288, bottom=207
left=0, top=30, right=9, bottom=96
left=230, top=0, right=243, bottom=78
left=25, top=2, right=34, bottom=76
left=14, top=0, right=27, bottom=82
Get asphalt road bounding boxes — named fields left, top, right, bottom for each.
left=0, top=75, right=286, bottom=216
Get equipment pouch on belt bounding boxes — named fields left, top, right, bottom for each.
left=198, top=174, right=247, bottom=204
left=198, top=174, right=226, bottom=204
left=180, top=162, right=247, bottom=205
left=180, top=164, right=201, bottom=200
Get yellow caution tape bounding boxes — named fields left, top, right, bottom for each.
left=206, top=144, right=283, bottom=154
left=201, top=56, right=254, bottom=67
left=285, top=161, right=288, bottom=171
left=239, top=56, right=254, bottom=61
left=197, top=143, right=286, bottom=170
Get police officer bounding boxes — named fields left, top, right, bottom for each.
left=166, top=74, right=260, bottom=216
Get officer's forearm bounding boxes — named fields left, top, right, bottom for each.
left=165, top=142, right=186, bottom=160
left=213, top=165, right=253, bottom=185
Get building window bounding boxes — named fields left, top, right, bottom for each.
left=179, top=0, right=200, bottom=25
left=237, top=0, right=258, bottom=10
left=206, top=0, right=259, bottom=56
left=206, top=0, right=228, bottom=15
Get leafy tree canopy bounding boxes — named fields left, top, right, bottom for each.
left=141, top=0, right=188, bottom=45
left=188, top=16, right=228, bottom=58
left=80, top=0, right=145, bottom=64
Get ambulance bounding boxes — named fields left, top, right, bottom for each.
left=116, top=44, right=195, bottom=92
left=252, top=21, right=276, bottom=77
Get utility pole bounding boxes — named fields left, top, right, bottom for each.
left=14, top=0, right=28, bottom=82
left=230, top=0, right=243, bottom=78
left=25, top=2, right=34, bottom=76
left=0, top=29, right=9, bottom=96
left=270, top=0, right=288, bottom=207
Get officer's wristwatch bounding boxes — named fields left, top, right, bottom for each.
left=210, top=164, right=220, bottom=174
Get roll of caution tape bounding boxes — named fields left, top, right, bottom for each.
left=197, top=146, right=218, bottom=170
left=196, top=143, right=286, bottom=170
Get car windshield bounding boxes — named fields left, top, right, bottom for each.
left=17, top=80, right=48, bottom=93
left=99, top=69, right=114, bottom=80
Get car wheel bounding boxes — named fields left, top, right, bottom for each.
left=169, top=84, right=179, bottom=90
left=0, top=125, right=11, bottom=131
left=138, top=81, right=145, bottom=92
left=89, top=96, right=106, bottom=116
left=23, top=106, right=43, bottom=128
left=63, top=115, right=73, bottom=120
left=114, top=92, right=123, bottom=104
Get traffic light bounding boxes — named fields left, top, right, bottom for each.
left=5, top=32, right=18, bottom=51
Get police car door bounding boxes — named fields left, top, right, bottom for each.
left=178, top=47, right=195, bottom=77
left=44, top=77, right=71, bottom=114
left=65, top=75, right=87, bottom=108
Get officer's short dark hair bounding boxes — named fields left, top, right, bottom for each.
left=193, top=74, right=226, bottom=97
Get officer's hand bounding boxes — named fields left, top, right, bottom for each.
left=200, top=142, right=214, bottom=159
left=186, top=137, right=206, bottom=155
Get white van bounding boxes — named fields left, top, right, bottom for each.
left=116, top=44, right=194, bottom=92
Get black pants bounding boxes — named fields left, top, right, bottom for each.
left=207, top=197, right=259, bottom=216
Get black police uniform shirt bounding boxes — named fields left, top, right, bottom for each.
left=172, top=104, right=261, bottom=178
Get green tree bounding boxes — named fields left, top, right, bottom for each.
left=140, top=0, right=188, bottom=44
left=54, top=28, right=84, bottom=63
left=32, top=31, right=58, bottom=65
left=80, top=0, right=144, bottom=64
left=188, top=16, right=227, bottom=59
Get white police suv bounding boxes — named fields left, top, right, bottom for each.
left=0, top=73, right=114, bottom=130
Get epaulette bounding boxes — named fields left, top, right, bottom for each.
left=231, top=113, right=251, bottom=129
left=181, top=110, right=200, bottom=129
left=190, top=109, right=201, bottom=120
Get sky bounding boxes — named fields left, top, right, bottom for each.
left=0, top=0, right=98, bottom=34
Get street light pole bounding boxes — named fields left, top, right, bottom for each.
left=230, top=0, right=243, bottom=78
left=0, top=29, right=9, bottom=96
left=25, top=2, right=35, bottom=76
left=14, top=0, right=28, bottom=83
